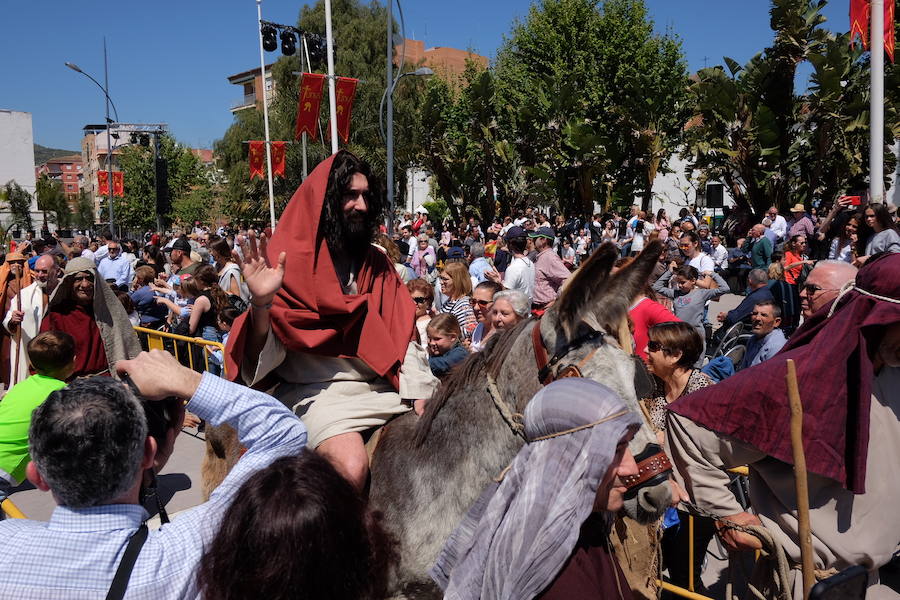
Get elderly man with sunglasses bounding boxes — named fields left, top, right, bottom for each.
left=798, top=260, right=858, bottom=321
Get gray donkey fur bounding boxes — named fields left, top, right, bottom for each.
left=368, top=241, right=671, bottom=598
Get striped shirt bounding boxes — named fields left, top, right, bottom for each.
left=0, top=373, right=307, bottom=600
left=440, top=296, right=477, bottom=339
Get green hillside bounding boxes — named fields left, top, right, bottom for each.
left=34, top=143, right=79, bottom=166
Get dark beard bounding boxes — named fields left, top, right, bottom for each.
left=328, top=209, right=375, bottom=258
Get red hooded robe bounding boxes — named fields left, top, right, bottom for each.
left=226, top=153, right=416, bottom=390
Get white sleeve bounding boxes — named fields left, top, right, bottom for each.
left=399, top=341, right=440, bottom=400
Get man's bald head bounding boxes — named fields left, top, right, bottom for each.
left=33, top=255, right=57, bottom=286
left=800, top=260, right=857, bottom=319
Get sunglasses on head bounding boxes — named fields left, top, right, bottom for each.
left=647, top=340, right=669, bottom=353
left=411, top=296, right=429, bottom=304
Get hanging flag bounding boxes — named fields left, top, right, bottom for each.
left=249, top=141, right=265, bottom=180
left=271, top=141, right=286, bottom=178
left=98, top=171, right=109, bottom=196
left=850, top=0, right=870, bottom=48
left=113, top=171, right=124, bottom=197
left=330, top=77, right=359, bottom=143
left=850, top=0, right=894, bottom=62
left=886, top=0, right=895, bottom=62
left=295, top=73, right=326, bottom=140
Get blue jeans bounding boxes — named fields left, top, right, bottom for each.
left=201, top=325, right=222, bottom=376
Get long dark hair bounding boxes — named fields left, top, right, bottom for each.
left=197, top=450, right=395, bottom=600
left=320, top=150, right=382, bottom=256
left=193, top=264, right=230, bottom=314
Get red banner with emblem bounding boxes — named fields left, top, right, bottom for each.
left=249, top=141, right=265, bottom=180
left=98, top=171, right=109, bottom=196
left=294, top=73, right=325, bottom=140
left=329, top=77, right=358, bottom=143
left=271, top=141, right=286, bottom=178
left=850, top=0, right=895, bottom=62
left=113, top=171, right=124, bottom=197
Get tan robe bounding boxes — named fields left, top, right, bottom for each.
left=665, top=366, right=900, bottom=599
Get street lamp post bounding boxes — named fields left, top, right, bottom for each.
left=381, top=66, right=433, bottom=233
left=65, top=42, right=119, bottom=236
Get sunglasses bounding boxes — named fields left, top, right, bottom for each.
left=411, top=296, right=429, bottom=304
left=647, top=340, right=670, bottom=353
left=470, top=298, right=492, bottom=307
left=800, top=283, right=834, bottom=295
left=678, top=243, right=692, bottom=249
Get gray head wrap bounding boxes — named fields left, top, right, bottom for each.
left=431, top=378, right=641, bottom=600
left=48, top=257, right=141, bottom=377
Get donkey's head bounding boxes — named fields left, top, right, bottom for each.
left=539, top=241, right=671, bottom=523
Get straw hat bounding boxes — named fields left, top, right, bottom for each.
left=5, top=252, right=26, bottom=262
left=790, top=203, right=806, bottom=213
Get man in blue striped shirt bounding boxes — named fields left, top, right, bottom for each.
left=0, top=350, right=306, bottom=599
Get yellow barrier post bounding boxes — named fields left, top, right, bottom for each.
left=2, top=499, right=26, bottom=519
left=133, top=326, right=227, bottom=378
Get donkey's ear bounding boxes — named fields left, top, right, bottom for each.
left=591, top=240, right=664, bottom=334
left=555, top=242, right=618, bottom=339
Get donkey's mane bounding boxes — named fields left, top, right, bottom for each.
left=414, top=318, right=534, bottom=446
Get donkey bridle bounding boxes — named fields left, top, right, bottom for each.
left=530, top=319, right=673, bottom=496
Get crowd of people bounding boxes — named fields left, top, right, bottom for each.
left=0, top=147, right=896, bottom=599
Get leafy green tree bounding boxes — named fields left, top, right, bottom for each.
left=493, top=0, right=689, bottom=216
left=74, top=190, right=95, bottom=230
left=36, top=174, right=73, bottom=229
left=3, top=181, right=33, bottom=233
left=682, top=0, right=897, bottom=217
left=116, top=135, right=208, bottom=231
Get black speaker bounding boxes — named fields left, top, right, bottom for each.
left=155, top=158, right=169, bottom=215
left=706, top=183, right=724, bottom=208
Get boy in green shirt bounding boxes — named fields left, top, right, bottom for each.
left=0, top=331, right=75, bottom=503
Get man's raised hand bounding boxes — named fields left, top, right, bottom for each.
left=115, top=350, right=203, bottom=401
left=238, top=230, right=286, bottom=307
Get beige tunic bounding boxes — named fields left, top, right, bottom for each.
left=665, top=366, right=900, bottom=598
left=243, top=327, right=438, bottom=449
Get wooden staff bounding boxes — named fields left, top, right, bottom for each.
left=786, top=358, right=814, bottom=598
left=617, top=315, right=633, bottom=354
left=10, top=267, right=22, bottom=388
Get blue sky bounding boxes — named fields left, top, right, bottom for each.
left=0, top=0, right=852, bottom=153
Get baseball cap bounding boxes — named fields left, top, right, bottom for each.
left=528, top=226, right=555, bottom=240
left=164, top=238, right=192, bottom=253
left=504, top=226, right=527, bottom=240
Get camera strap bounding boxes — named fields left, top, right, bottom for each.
left=105, top=523, right=149, bottom=600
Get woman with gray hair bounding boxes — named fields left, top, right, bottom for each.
left=431, top=378, right=641, bottom=599
left=490, top=289, right=530, bottom=331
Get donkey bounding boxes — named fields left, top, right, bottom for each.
left=368, top=241, right=672, bottom=597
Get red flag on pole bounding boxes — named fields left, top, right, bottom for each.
left=330, top=77, right=358, bottom=143
left=249, top=141, right=265, bottom=180
left=850, top=0, right=894, bottom=61
left=271, top=141, right=286, bottom=178
left=850, top=0, right=870, bottom=48
left=113, top=171, right=124, bottom=197
left=98, top=171, right=109, bottom=196
left=886, top=0, right=895, bottom=62
left=295, top=73, right=326, bottom=140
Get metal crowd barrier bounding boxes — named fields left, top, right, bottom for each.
left=133, top=326, right=227, bottom=377
left=658, top=466, right=753, bottom=600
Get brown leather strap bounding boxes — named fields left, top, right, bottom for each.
left=532, top=321, right=550, bottom=384
left=620, top=451, right=673, bottom=490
